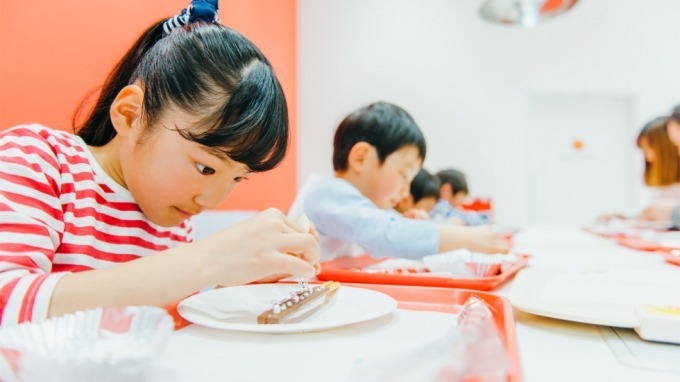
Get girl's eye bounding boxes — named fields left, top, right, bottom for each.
left=196, top=163, right=215, bottom=175
left=234, top=176, right=250, bottom=183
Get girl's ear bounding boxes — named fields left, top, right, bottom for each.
left=346, top=141, right=374, bottom=174
left=109, top=84, right=145, bottom=138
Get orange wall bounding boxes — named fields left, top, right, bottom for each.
left=0, top=0, right=297, bottom=212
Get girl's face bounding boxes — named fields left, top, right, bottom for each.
left=668, top=120, right=680, bottom=153
left=361, top=145, right=422, bottom=210
left=119, top=111, right=251, bottom=227
left=639, top=137, right=656, bottom=162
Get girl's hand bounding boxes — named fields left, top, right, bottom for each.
left=641, top=200, right=676, bottom=221
left=193, top=208, right=320, bottom=287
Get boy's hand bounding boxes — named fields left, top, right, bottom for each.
left=403, top=208, right=430, bottom=220
left=466, top=226, right=510, bottom=254
left=595, top=212, right=626, bottom=223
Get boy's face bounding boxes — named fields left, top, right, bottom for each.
left=414, top=196, right=438, bottom=213
left=448, top=191, right=468, bottom=209
left=394, top=194, right=414, bottom=214
left=117, top=111, right=251, bottom=227
left=360, top=145, right=422, bottom=209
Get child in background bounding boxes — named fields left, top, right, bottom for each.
left=288, top=102, right=508, bottom=260
left=642, top=106, right=680, bottom=224
left=0, top=2, right=319, bottom=326
left=395, top=168, right=440, bottom=220
left=598, top=116, right=680, bottom=222
left=431, top=169, right=491, bottom=226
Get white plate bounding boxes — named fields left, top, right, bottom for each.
left=177, top=284, right=397, bottom=333
left=510, top=267, right=638, bottom=328
left=510, top=266, right=680, bottom=328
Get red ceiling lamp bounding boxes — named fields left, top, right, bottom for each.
left=480, top=0, right=580, bottom=27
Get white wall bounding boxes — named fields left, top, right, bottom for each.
left=297, top=0, right=680, bottom=225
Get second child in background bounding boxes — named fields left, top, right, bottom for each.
left=431, top=169, right=491, bottom=226
left=395, top=168, right=440, bottom=220
left=288, top=102, right=508, bottom=260
left=599, top=116, right=680, bottom=222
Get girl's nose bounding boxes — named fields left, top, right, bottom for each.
left=194, top=184, right=234, bottom=209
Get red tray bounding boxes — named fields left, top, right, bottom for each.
left=345, top=283, right=522, bottom=382
left=316, top=254, right=530, bottom=291
left=664, top=251, right=680, bottom=266
left=616, top=237, right=680, bottom=252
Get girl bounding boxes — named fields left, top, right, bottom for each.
left=641, top=106, right=680, bottom=222
left=598, top=116, right=680, bottom=222
left=0, top=1, right=318, bottom=326
left=637, top=117, right=680, bottom=194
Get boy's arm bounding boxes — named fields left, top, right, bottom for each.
left=305, top=180, right=439, bottom=259
left=436, top=225, right=509, bottom=254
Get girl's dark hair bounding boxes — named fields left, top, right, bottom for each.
left=636, top=116, right=680, bottom=186
left=410, top=169, right=440, bottom=203
left=436, top=169, right=469, bottom=195
left=333, top=102, right=426, bottom=171
left=74, top=19, right=288, bottom=172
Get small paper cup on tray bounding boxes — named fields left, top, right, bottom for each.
left=422, top=249, right=516, bottom=278
left=0, top=306, right=173, bottom=382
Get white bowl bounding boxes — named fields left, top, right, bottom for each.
left=0, top=306, right=173, bottom=382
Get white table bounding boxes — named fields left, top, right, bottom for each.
left=156, top=226, right=680, bottom=382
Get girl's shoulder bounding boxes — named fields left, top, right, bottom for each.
left=2, top=123, right=77, bottom=144
left=1, top=124, right=84, bottom=157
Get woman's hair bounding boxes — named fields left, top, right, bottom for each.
left=332, top=102, right=426, bottom=171
left=671, top=105, right=680, bottom=123
left=75, top=19, right=288, bottom=172
left=410, top=169, right=440, bottom=203
left=636, top=116, right=680, bottom=187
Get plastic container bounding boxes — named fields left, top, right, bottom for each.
left=345, top=283, right=522, bottom=382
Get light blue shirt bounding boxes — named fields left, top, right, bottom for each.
left=430, top=199, right=490, bottom=226
left=288, top=175, right=439, bottom=260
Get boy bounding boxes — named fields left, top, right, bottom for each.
left=395, top=168, right=440, bottom=220
left=288, top=102, right=507, bottom=260
left=431, top=169, right=491, bottom=226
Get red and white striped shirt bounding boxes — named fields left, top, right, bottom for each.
left=0, top=124, right=192, bottom=326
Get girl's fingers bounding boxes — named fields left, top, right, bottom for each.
left=277, top=233, right=321, bottom=264
left=273, top=254, right=316, bottom=278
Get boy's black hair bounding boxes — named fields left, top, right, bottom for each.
left=75, top=20, right=288, bottom=172
left=410, top=169, right=440, bottom=203
left=436, top=169, right=468, bottom=195
left=333, top=102, right=426, bottom=171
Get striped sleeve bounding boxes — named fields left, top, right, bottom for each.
left=0, top=127, right=68, bottom=325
